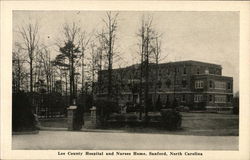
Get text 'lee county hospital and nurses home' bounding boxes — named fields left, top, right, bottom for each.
left=96, top=60, right=233, bottom=111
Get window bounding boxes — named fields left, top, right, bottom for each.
left=197, top=68, right=200, bottom=74
left=183, top=67, right=187, bottom=74
left=227, top=82, right=231, bottom=90
left=209, top=95, right=213, bottom=102
left=167, top=69, right=170, bottom=75
left=227, top=95, right=232, bottom=102
left=157, top=81, right=162, bottom=89
left=214, top=81, right=226, bottom=90
left=166, top=95, right=169, bottom=102
left=194, top=94, right=203, bottom=102
left=182, top=95, right=186, bottom=102
left=215, top=69, right=221, bottom=75
left=166, top=79, right=171, bottom=88
left=176, top=79, right=180, bottom=85
left=159, top=70, right=162, bottom=77
left=195, top=80, right=204, bottom=89
left=182, top=79, right=187, bottom=88
left=121, top=83, right=125, bottom=89
left=209, top=80, right=213, bottom=88
left=214, top=95, right=226, bottom=103
left=205, top=69, right=209, bottom=74
left=177, top=67, right=180, bottom=73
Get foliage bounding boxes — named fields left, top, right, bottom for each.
left=176, top=106, right=190, bottom=112
left=155, top=96, right=163, bottom=111
left=160, top=109, right=182, bottom=130
left=147, top=99, right=154, bottom=112
left=197, top=102, right=206, bottom=110
left=183, top=106, right=190, bottom=112
left=165, top=100, right=171, bottom=109
left=114, top=114, right=126, bottom=122
left=12, top=92, right=37, bottom=132
left=172, top=98, right=179, bottom=109
left=126, top=102, right=141, bottom=113
left=126, top=114, right=138, bottom=121
left=95, top=99, right=119, bottom=125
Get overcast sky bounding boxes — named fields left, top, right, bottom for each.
left=13, top=11, right=239, bottom=93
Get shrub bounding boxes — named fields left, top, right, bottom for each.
left=126, top=102, right=137, bottom=113
left=107, top=114, right=126, bottom=128
left=126, top=114, right=138, bottom=121
left=172, top=98, right=179, bottom=109
left=197, top=102, right=206, bottom=110
left=95, top=99, right=119, bottom=125
left=12, top=92, right=37, bottom=132
left=155, top=96, right=163, bottom=111
left=147, top=99, right=154, bottom=112
left=149, top=115, right=161, bottom=122
left=160, top=109, right=182, bottom=130
left=176, top=106, right=190, bottom=112
left=114, top=114, right=126, bottom=122
left=165, top=100, right=171, bottom=109
left=183, top=106, right=190, bottom=112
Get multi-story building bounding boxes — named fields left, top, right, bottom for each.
left=96, top=60, right=233, bottom=110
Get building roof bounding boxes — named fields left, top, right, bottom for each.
left=192, top=74, right=233, bottom=79
left=100, top=60, right=222, bottom=73
left=159, top=60, right=222, bottom=69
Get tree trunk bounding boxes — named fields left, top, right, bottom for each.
left=144, top=36, right=149, bottom=117
left=30, top=59, right=33, bottom=93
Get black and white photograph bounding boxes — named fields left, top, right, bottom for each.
left=1, top=1, right=250, bottom=160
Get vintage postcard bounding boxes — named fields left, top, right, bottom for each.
left=1, top=1, right=250, bottom=160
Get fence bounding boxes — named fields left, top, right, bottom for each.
left=33, top=93, right=69, bottom=119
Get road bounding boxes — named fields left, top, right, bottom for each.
left=12, top=131, right=238, bottom=150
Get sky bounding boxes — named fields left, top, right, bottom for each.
left=13, top=11, right=239, bottom=93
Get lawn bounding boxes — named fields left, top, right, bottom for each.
left=180, top=112, right=239, bottom=136
left=39, top=112, right=239, bottom=136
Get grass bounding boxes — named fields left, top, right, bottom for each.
left=179, top=112, right=239, bottom=136
left=39, top=112, right=239, bottom=136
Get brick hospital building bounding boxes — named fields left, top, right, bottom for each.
left=97, top=60, right=233, bottom=110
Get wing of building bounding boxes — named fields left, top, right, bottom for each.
left=96, top=60, right=233, bottom=111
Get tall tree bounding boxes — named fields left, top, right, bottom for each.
left=96, top=31, right=106, bottom=94
left=54, top=23, right=82, bottom=105
left=39, top=47, right=54, bottom=93
left=101, top=11, right=119, bottom=100
left=18, top=22, right=40, bottom=93
left=88, top=42, right=99, bottom=98
left=12, top=43, right=28, bottom=92
left=79, top=31, right=91, bottom=94
left=151, top=36, right=163, bottom=109
left=137, top=15, right=156, bottom=117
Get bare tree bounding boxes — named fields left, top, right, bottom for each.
left=96, top=30, right=106, bottom=94
left=12, top=43, right=28, bottom=92
left=79, top=31, right=91, bottom=94
left=151, top=36, right=162, bottom=109
left=18, top=22, right=40, bottom=93
left=101, top=11, right=119, bottom=100
left=87, top=42, right=99, bottom=99
left=38, top=47, right=54, bottom=93
left=137, top=15, right=157, bottom=117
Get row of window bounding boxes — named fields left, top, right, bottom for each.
left=124, top=94, right=231, bottom=103
left=194, top=94, right=230, bottom=103
left=164, top=67, right=187, bottom=75
left=195, top=80, right=231, bottom=90
left=160, top=67, right=221, bottom=76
